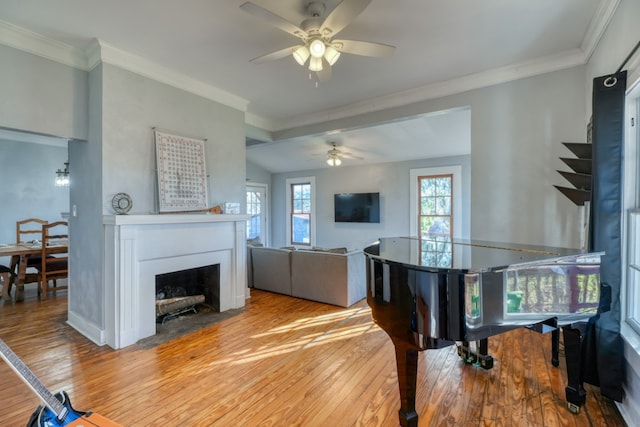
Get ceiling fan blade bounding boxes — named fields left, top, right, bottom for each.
left=342, top=151, right=364, bottom=160
left=240, top=2, right=306, bottom=39
left=316, top=58, right=332, bottom=82
left=320, top=0, right=372, bottom=37
left=333, top=39, right=395, bottom=57
left=250, top=46, right=300, bottom=64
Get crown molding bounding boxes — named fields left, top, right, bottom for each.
left=267, top=48, right=587, bottom=132
left=1, top=0, right=620, bottom=133
left=581, top=0, right=621, bottom=63
left=0, top=19, right=87, bottom=69
left=248, top=1, right=621, bottom=133
left=0, top=21, right=249, bottom=113
left=86, top=39, right=248, bottom=112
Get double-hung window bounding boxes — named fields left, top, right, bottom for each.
left=286, top=177, right=315, bottom=246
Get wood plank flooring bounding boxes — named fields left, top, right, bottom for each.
left=0, top=287, right=626, bottom=426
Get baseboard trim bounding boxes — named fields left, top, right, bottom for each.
left=67, top=310, right=106, bottom=346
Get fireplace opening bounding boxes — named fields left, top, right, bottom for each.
left=155, top=264, right=220, bottom=322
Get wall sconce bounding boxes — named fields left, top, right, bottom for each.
left=55, top=162, right=70, bottom=187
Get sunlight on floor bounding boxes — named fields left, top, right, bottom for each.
left=251, top=306, right=370, bottom=337
left=208, top=306, right=379, bottom=366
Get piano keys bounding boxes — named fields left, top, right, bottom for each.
left=364, top=236, right=603, bottom=427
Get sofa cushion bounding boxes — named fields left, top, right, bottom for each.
left=309, top=246, right=348, bottom=254
left=250, top=247, right=292, bottom=295
left=290, top=250, right=365, bottom=307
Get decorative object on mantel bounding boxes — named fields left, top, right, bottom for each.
left=222, top=202, right=240, bottom=214
left=154, top=129, right=208, bottom=213
left=112, top=193, right=133, bottom=214
left=158, top=205, right=222, bottom=215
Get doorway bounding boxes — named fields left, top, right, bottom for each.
left=246, top=183, right=269, bottom=246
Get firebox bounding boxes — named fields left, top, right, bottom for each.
left=155, top=264, right=220, bottom=319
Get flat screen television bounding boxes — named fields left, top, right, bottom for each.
left=334, top=192, right=380, bottom=223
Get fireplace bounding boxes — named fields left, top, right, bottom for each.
left=99, top=214, right=249, bottom=349
left=155, top=264, right=220, bottom=320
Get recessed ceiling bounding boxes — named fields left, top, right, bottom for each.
left=247, top=108, right=471, bottom=173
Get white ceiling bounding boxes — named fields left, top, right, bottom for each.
left=0, top=0, right=613, bottom=173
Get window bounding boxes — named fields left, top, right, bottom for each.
left=418, top=174, right=453, bottom=237
left=246, top=184, right=268, bottom=245
left=409, top=166, right=464, bottom=239
left=624, top=82, right=640, bottom=336
left=286, top=177, right=315, bottom=246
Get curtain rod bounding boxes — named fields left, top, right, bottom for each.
left=615, top=40, right=640, bottom=75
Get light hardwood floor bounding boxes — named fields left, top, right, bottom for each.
left=0, top=287, right=626, bottom=426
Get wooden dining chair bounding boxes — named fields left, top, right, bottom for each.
left=16, top=218, right=49, bottom=284
left=0, top=264, right=13, bottom=300
left=16, top=218, right=49, bottom=244
left=36, top=221, right=68, bottom=298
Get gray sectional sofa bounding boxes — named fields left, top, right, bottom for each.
left=249, top=246, right=366, bottom=308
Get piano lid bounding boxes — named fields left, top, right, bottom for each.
left=364, top=236, right=601, bottom=273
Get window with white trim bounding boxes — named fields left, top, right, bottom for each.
left=410, top=166, right=463, bottom=238
left=286, top=177, right=316, bottom=247
left=624, top=82, right=640, bottom=335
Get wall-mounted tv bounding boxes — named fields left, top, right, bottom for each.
left=334, top=192, right=380, bottom=223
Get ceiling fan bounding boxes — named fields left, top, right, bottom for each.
left=239, top=0, right=395, bottom=82
left=325, top=142, right=363, bottom=166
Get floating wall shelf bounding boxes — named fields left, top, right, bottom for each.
left=554, top=142, right=592, bottom=206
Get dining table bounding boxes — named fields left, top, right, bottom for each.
left=0, top=240, right=68, bottom=302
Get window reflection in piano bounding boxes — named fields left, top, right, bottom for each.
left=504, top=264, right=600, bottom=316
left=464, top=273, right=482, bottom=323
left=419, top=234, right=453, bottom=268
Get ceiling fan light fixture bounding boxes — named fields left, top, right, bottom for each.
left=309, top=56, right=323, bottom=72
left=309, top=38, right=326, bottom=58
left=327, top=156, right=342, bottom=166
left=324, top=45, right=341, bottom=66
left=292, top=45, right=310, bottom=65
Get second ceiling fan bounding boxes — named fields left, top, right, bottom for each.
left=240, top=0, right=395, bottom=82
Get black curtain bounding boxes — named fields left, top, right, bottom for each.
left=587, top=70, right=626, bottom=401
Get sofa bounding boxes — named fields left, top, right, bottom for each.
left=249, top=246, right=366, bottom=308
left=250, top=246, right=292, bottom=295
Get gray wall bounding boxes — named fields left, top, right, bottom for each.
left=67, top=62, right=248, bottom=334
left=0, top=45, right=87, bottom=140
left=0, top=44, right=247, bottom=338
left=271, top=155, right=471, bottom=250
left=270, top=67, right=587, bottom=250
left=0, top=139, right=69, bottom=252
left=247, top=160, right=272, bottom=185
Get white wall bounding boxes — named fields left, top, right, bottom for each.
left=584, top=0, right=640, bottom=423
left=271, top=155, right=471, bottom=250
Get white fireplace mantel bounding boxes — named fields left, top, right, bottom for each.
left=102, top=214, right=249, bottom=349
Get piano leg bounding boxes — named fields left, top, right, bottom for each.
left=562, top=324, right=587, bottom=414
left=392, top=340, right=419, bottom=427
left=456, top=340, right=493, bottom=369
left=527, top=318, right=560, bottom=366
left=551, top=327, right=560, bottom=367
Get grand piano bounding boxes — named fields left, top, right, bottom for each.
left=364, top=236, right=603, bottom=427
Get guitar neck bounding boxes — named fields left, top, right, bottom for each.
left=0, top=338, right=67, bottom=418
